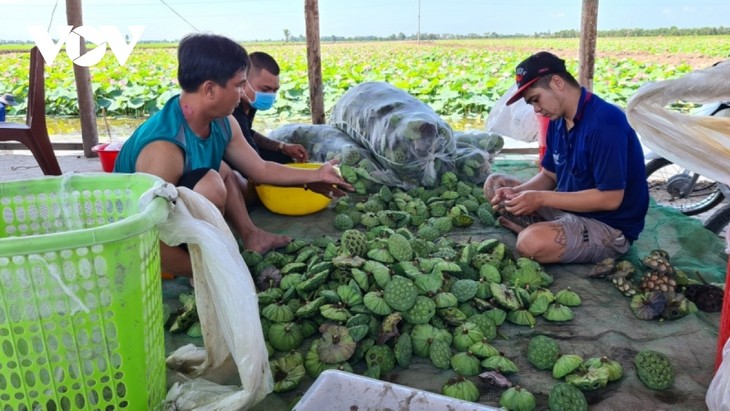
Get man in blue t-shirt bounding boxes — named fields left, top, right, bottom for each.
left=115, top=33, right=351, bottom=277
left=484, top=51, right=649, bottom=264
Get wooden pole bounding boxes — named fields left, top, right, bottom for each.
left=578, top=0, right=599, bottom=91
left=304, top=0, right=325, bottom=124
left=66, top=0, right=99, bottom=157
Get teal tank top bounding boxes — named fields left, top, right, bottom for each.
left=114, top=95, right=232, bottom=173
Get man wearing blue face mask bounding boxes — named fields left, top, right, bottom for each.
left=232, top=52, right=308, bottom=164
left=231, top=51, right=346, bottom=203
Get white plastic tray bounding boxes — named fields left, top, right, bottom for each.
left=292, top=370, right=500, bottom=411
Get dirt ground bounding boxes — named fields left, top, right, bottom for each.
left=0, top=149, right=102, bottom=181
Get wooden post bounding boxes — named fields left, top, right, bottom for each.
left=578, top=0, right=599, bottom=91
left=66, top=0, right=99, bottom=157
left=305, top=0, right=325, bottom=124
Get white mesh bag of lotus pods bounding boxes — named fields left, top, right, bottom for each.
left=329, top=81, right=458, bottom=188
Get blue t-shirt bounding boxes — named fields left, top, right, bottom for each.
left=540, top=88, right=649, bottom=242
left=114, top=95, right=232, bottom=174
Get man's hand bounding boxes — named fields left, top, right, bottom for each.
left=503, top=190, right=544, bottom=216
left=305, top=182, right=349, bottom=198
left=282, top=143, right=308, bottom=162
left=313, top=160, right=353, bottom=197
left=491, top=186, right=519, bottom=213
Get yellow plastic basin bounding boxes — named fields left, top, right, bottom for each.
left=255, top=163, right=332, bottom=216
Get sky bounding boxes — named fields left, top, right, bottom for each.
left=0, top=0, right=729, bottom=42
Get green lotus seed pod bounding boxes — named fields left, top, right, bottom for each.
left=499, top=386, right=536, bottom=411
left=450, top=351, right=482, bottom=376
left=635, top=350, right=674, bottom=390
left=527, top=335, right=560, bottom=370
left=553, top=354, right=584, bottom=379
left=585, top=356, right=623, bottom=382
left=555, top=287, right=582, bottom=307
left=481, top=354, right=519, bottom=374
left=548, top=382, right=588, bottom=411
left=442, top=376, right=480, bottom=402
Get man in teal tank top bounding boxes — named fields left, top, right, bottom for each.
left=114, top=33, right=351, bottom=278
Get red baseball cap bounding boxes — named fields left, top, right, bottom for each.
left=506, top=51, right=567, bottom=105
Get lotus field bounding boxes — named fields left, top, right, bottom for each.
left=1, top=36, right=728, bottom=122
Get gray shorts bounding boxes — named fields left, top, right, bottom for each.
left=536, top=207, right=630, bottom=264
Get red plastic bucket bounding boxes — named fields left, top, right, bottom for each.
left=92, top=143, right=120, bottom=172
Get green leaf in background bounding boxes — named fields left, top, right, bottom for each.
left=1, top=36, right=727, bottom=119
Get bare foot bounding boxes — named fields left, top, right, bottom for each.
left=498, top=216, right=526, bottom=234
left=243, top=228, right=292, bottom=253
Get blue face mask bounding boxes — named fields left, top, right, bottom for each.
left=247, top=82, right=277, bottom=111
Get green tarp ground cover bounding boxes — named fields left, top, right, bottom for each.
left=163, top=158, right=726, bottom=410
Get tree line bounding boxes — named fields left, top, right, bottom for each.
left=2, top=26, right=728, bottom=45
left=280, top=26, right=730, bottom=43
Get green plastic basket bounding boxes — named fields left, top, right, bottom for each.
left=0, top=173, right=170, bottom=410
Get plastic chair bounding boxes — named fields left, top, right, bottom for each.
left=0, top=46, right=61, bottom=175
